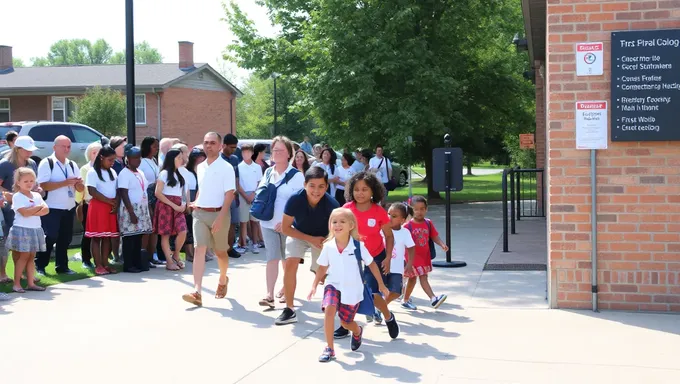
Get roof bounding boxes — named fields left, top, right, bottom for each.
left=521, top=0, right=546, bottom=63
left=0, top=63, right=243, bottom=96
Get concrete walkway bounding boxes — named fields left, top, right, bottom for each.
left=2, top=202, right=679, bottom=384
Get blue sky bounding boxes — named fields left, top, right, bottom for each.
left=4, top=0, right=277, bottom=87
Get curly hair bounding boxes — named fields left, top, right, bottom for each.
left=344, top=171, right=386, bottom=204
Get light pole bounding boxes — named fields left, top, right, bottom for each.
left=271, top=72, right=280, bottom=136
left=125, top=0, right=136, bottom=144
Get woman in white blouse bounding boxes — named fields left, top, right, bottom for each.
left=315, top=148, right=341, bottom=198
left=139, top=137, right=160, bottom=265
left=335, top=153, right=356, bottom=205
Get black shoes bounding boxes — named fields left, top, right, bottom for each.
left=351, top=326, right=363, bottom=351
left=385, top=312, right=399, bottom=339
left=275, top=307, right=298, bottom=325
left=334, top=325, right=349, bottom=339
left=124, top=267, right=142, bottom=273
left=228, top=249, right=242, bottom=259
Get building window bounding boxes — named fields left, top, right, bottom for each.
left=52, top=97, right=77, bottom=122
left=135, top=94, right=146, bottom=125
left=0, top=99, right=9, bottom=123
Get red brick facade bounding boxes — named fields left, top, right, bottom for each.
left=547, top=0, right=680, bottom=311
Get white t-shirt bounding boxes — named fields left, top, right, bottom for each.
left=12, top=191, right=45, bottom=228
left=36, top=155, right=81, bottom=210
left=179, top=167, right=197, bottom=191
left=369, top=156, right=392, bottom=183
left=317, top=238, right=374, bottom=306
left=258, top=165, right=305, bottom=229
left=117, top=168, right=147, bottom=205
left=158, top=170, right=185, bottom=197
left=86, top=168, right=118, bottom=199
left=238, top=160, right=263, bottom=192
left=336, top=165, right=356, bottom=191
left=383, top=227, right=416, bottom=275
left=195, top=156, right=236, bottom=208
left=139, top=158, right=159, bottom=185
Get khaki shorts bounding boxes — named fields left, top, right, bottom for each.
left=238, top=194, right=258, bottom=222
left=285, top=237, right=322, bottom=273
left=192, top=208, right=231, bottom=252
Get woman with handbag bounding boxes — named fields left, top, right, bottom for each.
left=307, top=207, right=388, bottom=362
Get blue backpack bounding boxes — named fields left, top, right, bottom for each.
left=250, top=167, right=299, bottom=221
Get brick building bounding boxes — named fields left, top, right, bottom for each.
left=522, top=0, right=680, bottom=311
left=0, top=41, right=241, bottom=146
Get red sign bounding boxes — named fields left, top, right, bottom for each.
left=577, top=102, right=607, bottom=110
left=576, top=43, right=603, bottom=52
left=519, top=134, right=535, bottom=149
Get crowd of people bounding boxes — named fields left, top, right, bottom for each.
left=0, top=130, right=449, bottom=362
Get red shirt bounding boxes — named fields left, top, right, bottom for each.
left=343, top=202, right=389, bottom=257
left=405, top=219, right=439, bottom=268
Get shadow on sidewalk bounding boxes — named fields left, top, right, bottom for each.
left=569, top=310, right=680, bottom=336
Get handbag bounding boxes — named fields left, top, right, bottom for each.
left=377, top=158, right=398, bottom=191
left=353, top=239, right=376, bottom=316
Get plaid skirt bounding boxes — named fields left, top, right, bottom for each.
left=6, top=226, right=46, bottom=253
left=322, top=284, right=360, bottom=324
left=404, top=264, right=432, bottom=278
left=154, top=195, right=187, bottom=236
left=118, top=201, right=153, bottom=237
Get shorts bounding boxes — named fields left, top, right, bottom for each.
left=285, top=236, right=322, bottom=273
left=238, top=194, right=258, bottom=222
left=322, top=285, right=360, bottom=324
left=192, top=208, right=230, bottom=251
left=262, top=227, right=285, bottom=262
left=364, top=250, right=402, bottom=295
left=230, top=200, right=240, bottom=224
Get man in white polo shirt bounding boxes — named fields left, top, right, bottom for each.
left=182, top=132, right=235, bottom=307
left=35, top=135, right=85, bottom=275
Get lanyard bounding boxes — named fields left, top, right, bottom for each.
left=133, top=172, right=145, bottom=190
left=56, top=161, right=68, bottom=179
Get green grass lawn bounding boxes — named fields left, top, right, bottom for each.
left=388, top=173, right=508, bottom=203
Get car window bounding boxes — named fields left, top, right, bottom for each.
left=71, top=126, right=101, bottom=144
left=28, top=124, right=74, bottom=142
left=0, top=126, right=19, bottom=146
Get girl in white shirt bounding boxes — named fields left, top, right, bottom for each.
left=85, top=145, right=119, bottom=276
left=154, top=149, right=188, bottom=271
left=383, top=203, right=415, bottom=305
left=315, top=148, right=341, bottom=198
left=117, top=146, right=153, bottom=273
left=6, top=167, right=48, bottom=293
left=308, top=207, right=388, bottom=362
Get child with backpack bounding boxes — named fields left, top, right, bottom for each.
left=308, top=207, right=388, bottom=362
left=402, top=195, right=449, bottom=310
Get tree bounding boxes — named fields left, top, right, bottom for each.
left=224, top=0, right=534, bottom=197
left=109, top=41, right=163, bottom=64
left=12, top=58, right=25, bottom=68
left=31, top=39, right=113, bottom=66
left=71, top=87, right=126, bottom=138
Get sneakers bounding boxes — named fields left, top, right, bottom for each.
left=385, top=312, right=400, bottom=339
left=401, top=298, right=417, bottom=310
left=182, top=291, right=203, bottom=307
left=228, top=249, right=242, bottom=259
left=275, top=307, right=297, bottom=325
left=234, top=246, right=247, bottom=254
left=351, top=326, right=363, bottom=351
left=431, top=294, right=447, bottom=309
left=249, top=245, right=260, bottom=254
left=365, top=315, right=374, bottom=323
left=334, top=325, right=349, bottom=339
left=373, top=310, right=383, bottom=325
left=318, top=347, right=335, bottom=362
left=82, top=261, right=95, bottom=270
left=0, top=292, right=12, bottom=301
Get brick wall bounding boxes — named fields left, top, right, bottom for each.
left=134, top=92, right=159, bottom=145
left=547, top=0, right=680, bottom=311
left=161, top=87, right=235, bottom=147
left=535, top=61, right=546, bottom=212
left=6, top=95, right=48, bottom=121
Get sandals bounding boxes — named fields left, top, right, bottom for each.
left=12, top=287, right=25, bottom=293
left=259, top=297, right=275, bottom=309
left=276, top=290, right=284, bottom=299
left=105, top=266, right=118, bottom=274
left=95, top=267, right=110, bottom=275
left=26, top=285, right=46, bottom=292
left=182, top=291, right=202, bottom=307
left=166, top=262, right=181, bottom=271
left=0, top=277, right=12, bottom=284
left=215, top=277, right=229, bottom=299
left=172, top=256, right=185, bottom=269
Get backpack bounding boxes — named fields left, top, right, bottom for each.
left=353, top=239, right=376, bottom=315
left=43, top=158, right=76, bottom=201
left=405, top=219, right=436, bottom=260
left=250, top=167, right=299, bottom=221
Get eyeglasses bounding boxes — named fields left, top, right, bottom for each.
left=271, top=149, right=286, bottom=153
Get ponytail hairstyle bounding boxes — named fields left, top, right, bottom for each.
left=324, top=208, right=361, bottom=244
left=93, top=145, right=116, bottom=182
left=389, top=202, right=410, bottom=220
left=161, top=148, right=185, bottom=188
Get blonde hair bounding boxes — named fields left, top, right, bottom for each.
left=12, top=167, right=36, bottom=192
left=6, top=146, right=26, bottom=168
left=324, top=208, right=361, bottom=244
left=85, top=141, right=103, bottom=163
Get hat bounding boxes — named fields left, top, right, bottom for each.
left=110, top=136, right=127, bottom=149
left=14, top=136, right=38, bottom=151
left=125, top=145, right=141, bottom=157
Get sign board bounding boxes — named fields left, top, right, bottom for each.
left=432, top=148, right=464, bottom=192
left=519, top=133, right=535, bottom=149
left=611, top=29, right=680, bottom=141
left=576, top=101, right=608, bottom=150
left=576, top=42, right=604, bottom=76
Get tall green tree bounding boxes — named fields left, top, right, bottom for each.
left=109, top=41, right=163, bottom=64
left=71, top=87, right=126, bottom=138
left=31, top=39, right=113, bottom=66
left=224, top=0, right=534, bottom=196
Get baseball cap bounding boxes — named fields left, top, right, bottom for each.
left=14, top=136, right=38, bottom=151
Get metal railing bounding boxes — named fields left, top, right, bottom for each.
left=502, top=167, right=545, bottom=252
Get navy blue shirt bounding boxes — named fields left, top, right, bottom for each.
left=221, top=152, right=240, bottom=179
left=112, top=159, right=125, bottom=175
left=283, top=189, right=340, bottom=237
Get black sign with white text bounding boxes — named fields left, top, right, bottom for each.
left=611, top=29, right=680, bottom=141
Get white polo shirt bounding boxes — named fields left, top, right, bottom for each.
left=317, top=238, right=374, bottom=306
left=238, top=160, right=263, bottom=192
left=195, top=156, right=235, bottom=208
left=258, top=165, right=304, bottom=229
left=36, top=154, right=81, bottom=210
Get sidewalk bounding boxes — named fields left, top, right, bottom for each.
left=2, top=202, right=679, bottom=384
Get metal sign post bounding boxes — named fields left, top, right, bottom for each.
left=432, top=134, right=466, bottom=268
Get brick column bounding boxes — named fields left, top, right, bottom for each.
left=535, top=60, right=546, bottom=213
left=546, top=1, right=680, bottom=311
